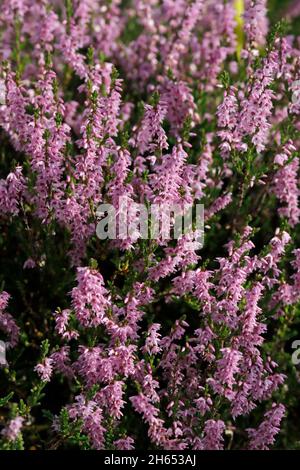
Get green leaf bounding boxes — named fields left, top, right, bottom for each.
left=0, top=392, right=14, bottom=408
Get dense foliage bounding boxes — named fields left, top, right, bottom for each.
left=0, top=0, right=300, bottom=450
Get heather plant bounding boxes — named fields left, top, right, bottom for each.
left=0, top=0, right=300, bottom=451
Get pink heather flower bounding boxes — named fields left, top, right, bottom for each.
left=148, top=232, right=199, bottom=281
left=23, top=258, right=36, bottom=269
left=107, top=148, right=133, bottom=205
left=96, top=381, right=125, bottom=419
left=106, top=149, right=138, bottom=249
left=68, top=395, right=106, bottom=450
left=271, top=282, right=294, bottom=308
left=172, top=270, right=196, bottom=296
left=75, top=346, right=113, bottom=387
left=143, top=323, right=162, bottom=356
left=165, top=0, right=203, bottom=73
left=194, top=396, right=213, bottom=416
left=112, top=344, right=137, bottom=378
left=130, top=393, right=167, bottom=446
left=0, top=291, right=19, bottom=348
left=160, top=319, right=189, bottom=352
left=247, top=404, right=285, bottom=450
left=191, top=139, right=213, bottom=199
left=290, top=78, right=300, bottom=114
left=50, top=347, right=74, bottom=379
left=197, top=419, right=225, bottom=450
left=57, top=21, right=87, bottom=79
left=240, top=282, right=264, bottom=339
left=1, top=416, right=24, bottom=442
left=191, top=326, right=216, bottom=363
left=211, top=348, right=243, bottom=399
left=273, top=157, right=300, bottom=227
left=259, top=231, right=291, bottom=287
left=0, top=0, right=297, bottom=451
left=140, top=369, right=160, bottom=404
left=135, top=99, right=168, bottom=154
left=0, top=291, right=10, bottom=311
left=286, top=0, right=300, bottom=19
left=190, top=3, right=235, bottom=88
left=215, top=232, right=256, bottom=325
left=34, top=357, right=53, bottom=382
left=0, top=166, right=25, bottom=215
left=108, top=285, right=151, bottom=341
left=21, top=67, right=71, bottom=222
left=149, top=144, right=188, bottom=205
left=159, top=79, right=197, bottom=136
left=54, top=308, right=78, bottom=341
left=0, top=73, right=30, bottom=151
left=217, top=86, right=239, bottom=157
left=290, top=249, right=300, bottom=304
left=274, top=140, right=296, bottom=166
left=71, top=267, right=111, bottom=328
left=238, top=49, right=280, bottom=153
left=205, top=193, right=232, bottom=219
left=244, top=0, right=268, bottom=47
left=113, top=436, right=135, bottom=450
left=193, top=270, right=215, bottom=313
left=172, top=269, right=215, bottom=313
left=75, top=343, right=136, bottom=388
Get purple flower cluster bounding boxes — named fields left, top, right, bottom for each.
left=0, top=0, right=299, bottom=451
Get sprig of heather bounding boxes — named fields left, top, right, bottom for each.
left=0, top=0, right=300, bottom=452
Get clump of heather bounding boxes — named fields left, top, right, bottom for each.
left=0, top=0, right=300, bottom=451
